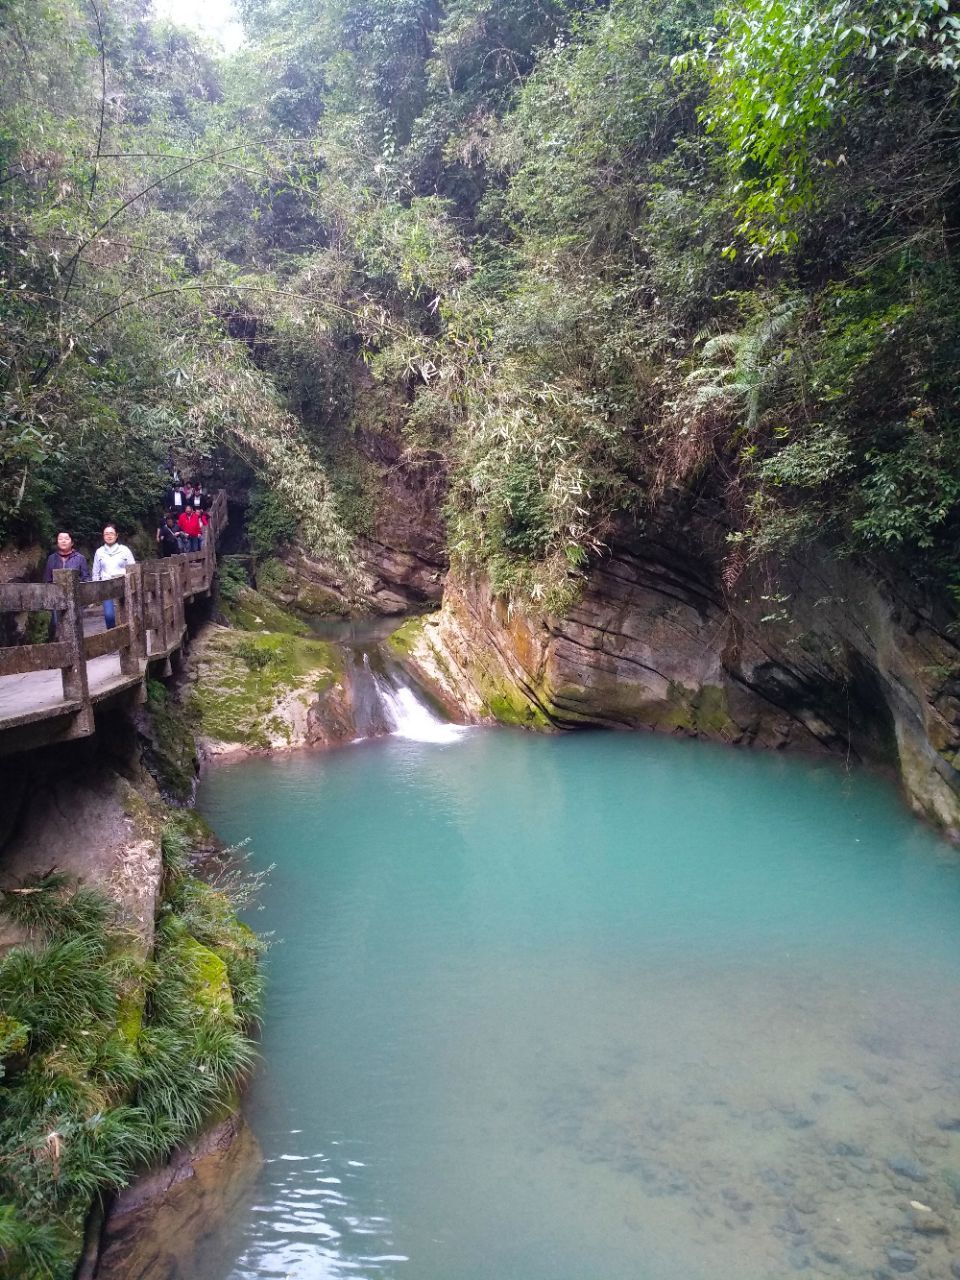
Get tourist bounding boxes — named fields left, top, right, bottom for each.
left=43, top=531, right=90, bottom=584
left=42, top=531, right=90, bottom=639
left=166, top=480, right=184, bottom=512
left=188, top=481, right=205, bottom=510
left=177, top=505, right=202, bottom=551
left=157, top=512, right=182, bottom=557
left=92, top=525, right=136, bottom=630
left=182, top=481, right=195, bottom=510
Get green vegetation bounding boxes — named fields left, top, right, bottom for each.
left=386, top=614, right=431, bottom=660
left=254, top=558, right=352, bottom=620
left=0, top=821, right=265, bottom=1280
left=217, top=557, right=253, bottom=606
left=483, top=685, right=553, bottom=731
left=188, top=627, right=342, bottom=748
left=143, top=678, right=198, bottom=802
left=0, top=0, right=350, bottom=558
left=220, top=582, right=308, bottom=635
left=3, top=0, right=959, bottom=602
left=247, top=486, right=299, bottom=560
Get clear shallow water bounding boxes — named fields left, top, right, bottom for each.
left=197, top=731, right=960, bottom=1280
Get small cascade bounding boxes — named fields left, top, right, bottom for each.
left=371, top=670, right=466, bottom=743
left=348, top=651, right=394, bottom=739
left=346, top=645, right=467, bottom=744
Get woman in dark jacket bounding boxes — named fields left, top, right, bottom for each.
left=157, top=513, right=183, bottom=557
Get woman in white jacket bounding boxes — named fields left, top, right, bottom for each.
left=92, top=524, right=136, bottom=630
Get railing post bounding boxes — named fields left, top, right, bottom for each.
left=142, top=565, right=157, bottom=656
left=121, top=564, right=145, bottom=675
left=53, top=568, right=94, bottom=734
left=173, top=556, right=187, bottom=637
left=164, top=562, right=178, bottom=649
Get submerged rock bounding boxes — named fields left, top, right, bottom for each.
left=887, top=1156, right=928, bottom=1183
left=885, top=1247, right=918, bottom=1273
left=910, top=1207, right=949, bottom=1234
left=775, top=1205, right=809, bottom=1237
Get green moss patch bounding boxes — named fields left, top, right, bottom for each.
left=179, top=937, right=234, bottom=1018
left=188, top=628, right=342, bottom=748
left=386, top=613, right=430, bottom=658
left=220, top=584, right=307, bottom=636
left=478, top=674, right=552, bottom=730
left=143, top=679, right=199, bottom=802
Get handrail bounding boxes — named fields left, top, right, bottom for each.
left=0, top=490, right=228, bottom=739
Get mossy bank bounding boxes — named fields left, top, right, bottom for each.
left=0, top=791, right=265, bottom=1280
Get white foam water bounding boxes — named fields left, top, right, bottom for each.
left=373, top=672, right=467, bottom=744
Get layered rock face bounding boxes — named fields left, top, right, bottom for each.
left=277, top=430, right=448, bottom=616
left=277, top=529, right=446, bottom=617
left=424, top=511, right=960, bottom=835
left=0, top=719, right=165, bottom=955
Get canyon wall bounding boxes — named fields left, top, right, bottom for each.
left=410, top=509, right=960, bottom=836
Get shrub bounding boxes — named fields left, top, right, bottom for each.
left=235, top=638, right=277, bottom=670
left=247, top=485, right=298, bottom=558
left=0, top=846, right=265, bottom=1280
left=217, top=555, right=250, bottom=604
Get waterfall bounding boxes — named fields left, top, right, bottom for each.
left=372, top=673, right=467, bottom=743
left=349, top=649, right=467, bottom=744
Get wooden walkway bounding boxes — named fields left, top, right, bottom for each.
left=0, top=492, right=227, bottom=755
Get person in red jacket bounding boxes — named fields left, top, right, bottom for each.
left=177, top=506, right=202, bottom=551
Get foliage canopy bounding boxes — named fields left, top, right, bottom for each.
left=3, top=0, right=960, bottom=602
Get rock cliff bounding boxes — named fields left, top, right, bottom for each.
left=273, top=426, right=448, bottom=616
left=410, top=508, right=960, bottom=835
left=0, top=715, right=166, bottom=955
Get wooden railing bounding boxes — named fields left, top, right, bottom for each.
left=0, top=491, right=227, bottom=745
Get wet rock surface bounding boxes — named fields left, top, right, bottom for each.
left=95, top=1111, right=261, bottom=1280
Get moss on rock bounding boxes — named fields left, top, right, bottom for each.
left=180, top=936, right=234, bottom=1018
left=0, top=841, right=264, bottom=1280
left=386, top=613, right=429, bottom=658
left=141, top=679, right=198, bottom=802
left=116, top=991, right=144, bottom=1047
left=295, top=581, right=351, bottom=617
left=253, top=557, right=351, bottom=621
left=187, top=628, right=343, bottom=749
left=220, top=584, right=307, bottom=636
left=480, top=677, right=552, bottom=730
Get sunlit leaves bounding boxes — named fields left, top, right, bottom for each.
left=687, top=0, right=960, bottom=256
